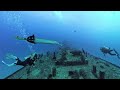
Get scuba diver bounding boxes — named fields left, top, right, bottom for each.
left=2, top=53, right=37, bottom=67
left=100, top=46, right=120, bottom=59
left=16, top=34, right=62, bottom=46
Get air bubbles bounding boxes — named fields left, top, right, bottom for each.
left=3, top=11, right=34, bottom=53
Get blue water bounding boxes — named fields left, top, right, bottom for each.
left=0, top=11, right=120, bottom=79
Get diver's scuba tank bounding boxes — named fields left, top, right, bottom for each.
left=27, top=34, right=36, bottom=44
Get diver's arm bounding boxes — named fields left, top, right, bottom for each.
left=16, top=36, right=27, bottom=40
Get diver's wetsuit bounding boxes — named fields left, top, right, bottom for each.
left=100, top=47, right=120, bottom=59
left=101, top=48, right=116, bottom=56
left=15, top=57, right=35, bottom=66
left=26, top=35, right=35, bottom=44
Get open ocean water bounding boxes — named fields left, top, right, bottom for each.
left=0, top=11, right=120, bottom=79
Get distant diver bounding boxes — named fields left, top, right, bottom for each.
left=100, top=46, right=120, bottom=59
left=16, top=34, right=62, bottom=46
left=2, top=53, right=37, bottom=67
left=73, top=30, right=76, bottom=32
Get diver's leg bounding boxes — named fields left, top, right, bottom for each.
left=6, top=54, right=18, bottom=60
left=113, top=49, right=119, bottom=56
left=35, top=38, right=62, bottom=46
left=2, top=60, right=17, bottom=67
left=108, top=52, right=116, bottom=55
left=4, top=54, right=20, bottom=66
left=117, top=55, right=120, bottom=59
left=113, top=49, right=120, bottom=59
